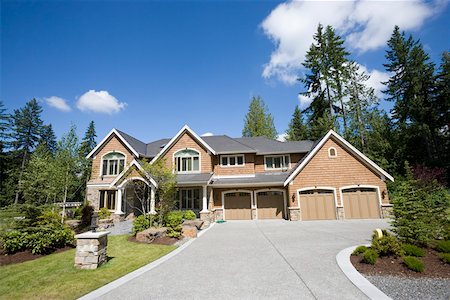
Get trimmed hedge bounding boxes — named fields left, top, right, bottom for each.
left=403, top=256, right=424, bottom=272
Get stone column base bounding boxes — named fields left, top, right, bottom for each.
left=200, top=211, right=212, bottom=228
left=252, top=208, right=257, bottom=220
left=381, top=205, right=393, bottom=219
left=213, top=209, right=223, bottom=222
left=288, top=207, right=300, bottom=221
left=337, top=207, right=344, bottom=220
left=74, top=231, right=110, bottom=270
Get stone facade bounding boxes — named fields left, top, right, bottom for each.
left=381, top=205, right=393, bottom=219
left=288, top=208, right=300, bottom=221
left=74, top=231, right=110, bottom=270
left=337, top=207, right=345, bottom=220
left=213, top=208, right=223, bottom=221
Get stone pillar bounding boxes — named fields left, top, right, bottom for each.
left=150, top=187, right=156, bottom=215
left=381, top=205, right=393, bottom=219
left=288, top=207, right=300, bottom=221
left=337, top=207, right=345, bottom=220
left=115, top=189, right=124, bottom=215
left=74, top=231, right=110, bottom=270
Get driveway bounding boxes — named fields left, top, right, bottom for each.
left=97, top=219, right=389, bottom=300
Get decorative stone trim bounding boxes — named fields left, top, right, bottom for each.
left=74, top=231, right=110, bottom=270
left=337, top=207, right=344, bottom=220
left=288, top=207, right=300, bottom=221
left=380, top=205, right=393, bottom=219
left=213, top=208, right=223, bottom=221
left=251, top=208, right=257, bottom=220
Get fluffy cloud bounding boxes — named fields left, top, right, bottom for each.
left=201, top=132, right=214, bottom=137
left=359, top=65, right=390, bottom=98
left=76, top=90, right=127, bottom=114
left=277, top=133, right=288, bottom=142
left=261, top=0, right=444, bottom=85
left=45, top=96, right=71, bottom=112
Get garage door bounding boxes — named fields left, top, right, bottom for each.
left=224, top=192, right=252, bottom=220
left=342, top=188, right=380, bottom=219
left=257, top=191, right=284, bottom=219
left=299, top=189, right=336, bottom=220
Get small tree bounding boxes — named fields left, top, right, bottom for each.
left=286, top=106, right=308, bottom=141
left=242, top=96, right=277, bottom=139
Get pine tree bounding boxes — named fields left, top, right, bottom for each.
left=286, top=106, right=308, bottom=141
left=39, top=124, right=57, bottom=154
left=0, top=101, right=10, bottom=204
left=79, top=121, right=97, bottom=158
left=10, top=99, right=44, bottom=204
left=242, top=96, right=277, bottom=139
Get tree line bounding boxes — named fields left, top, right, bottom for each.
left=0, top=99, right=97, bottom=206
left=243, top=25, right=449, bottom=184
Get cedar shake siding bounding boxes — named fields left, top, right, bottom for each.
left=213, top=154, right=255, bottom=175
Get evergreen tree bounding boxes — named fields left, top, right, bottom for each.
left=0, top=101, right=9, bottom=142
left=10, top=99, right=44, bottom=204
left=39, top=124, right=57, bottom=154
left=286, top=106, right=308, bottom=141
left=0, top=101, right=11, bottom=205
left=79, top=121, right=97, bottom=158
left=242, top=96, right=277, bottom=139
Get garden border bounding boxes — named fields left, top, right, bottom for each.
left=336, top=245, right=392, bottom=300
left=78, top=222, right=216, bottom=300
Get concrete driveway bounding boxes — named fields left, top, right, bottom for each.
left=97, top=219, right=389, bottom=300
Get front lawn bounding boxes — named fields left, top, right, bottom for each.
left=0, top=235, right=175, bottom=299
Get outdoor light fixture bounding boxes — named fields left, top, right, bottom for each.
left=91, top=211, right=99, bottom=232
left=292, top=193, right=295, bottom=203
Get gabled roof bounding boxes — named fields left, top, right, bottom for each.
left=283, top=130, right=394, bottom=186
left=86, top=128, right=140, bottom=158
left=116, top=129, right=148, bottom=157
left=109, top=159, right=158, bottom=188
left=146, top=138, right=171, bottom=157
left=201, top=135, right=256, bottom=154
left=235, top=137, right=314, bottom=155
left=210, top=172, right=289, bottom=187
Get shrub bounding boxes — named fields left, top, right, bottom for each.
left=37, top=210, right=61, bottom=227
left=98, top=207, right=111, bottom=220
left=183, top=210, right=196, bottom=220
left=439, top=253, right=450, bottom=264
left=361, top=249, right=378, bottom=265
left=371, top=230, right=404, bottom=257
left=403, top=256, right=424, bottom=272
left=133, top=215, right=151, bottom=235
left=401, top=243, right=425, bottom=257
left=165, top=211, right=184, bottom=238
left=352, top=245, right=368, bottom=255
left=0, top=231, right=28, bottom=253
left=435, top=240, right=450, bottom=253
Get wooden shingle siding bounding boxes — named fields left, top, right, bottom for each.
left=254, top=153, right=304, bottom=173
left=214, top=154, right=255, bottom=175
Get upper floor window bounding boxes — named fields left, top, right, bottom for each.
left=221, top=155, right=244, bottom=167
left=174, top=149, right=200, bottom=173
left=328, top=147, right=337, bottom=158
left=102, top=152, right=125, bottom=176
left=265, top=155, right=290, bottom=170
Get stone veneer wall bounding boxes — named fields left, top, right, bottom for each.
left=74, top=232, right=109, bottom=270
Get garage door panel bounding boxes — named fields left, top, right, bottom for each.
left=343, top=188, right=380, bottom=219
left=299, top=190, right=336, bottom=220
left=257, top=192, right=284, bottom=219
left=224, top=193, right=252, bottom=220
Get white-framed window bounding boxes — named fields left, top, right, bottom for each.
left=99, top=190, right=116, bottom=210
left=177, top=188, right=200, bottom=210
left=174, top=149, right=200, bottom=173
left=264, top=155, right=290, bottom=170
left=220, top=155, right=245, bottom=167
left=328, top=147, right=337, bottom=158
left=102, top=152, right=125, bottom=176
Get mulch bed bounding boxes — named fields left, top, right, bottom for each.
left=0, top=246, right=74, bottom=267
left=351, top=248, right=450, bottom=279
left=127, top=235, right=178, bottom=246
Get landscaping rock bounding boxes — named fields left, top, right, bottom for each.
left=182, top=225, right=198, bottom=238
left=183, top=220, right=204, bottom=230
left=98, top=219, right=114, bottom=230
left=125, top=213, right=136, bottom=221
left=136, top=227, right=168, bottom=243
left=65, top=220, right=80, bottom=229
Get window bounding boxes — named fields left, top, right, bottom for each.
left=174, top=149, right=200, bottom=173
left=102, top=152, right=125, bottom=176
left=328, top=147, right=337, bottom=158
left=99, top=190, right=116, bottom=210
left=177, top=188, right=200, bottom=210
left=220, top=155, right=245, bottom=167
left=265, top=155, right=290, bottom=170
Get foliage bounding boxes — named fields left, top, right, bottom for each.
left=352, top=245, right=368, bottom=255
left=80, top=204, right=94, bottom=228
left=132, top=214, right=159, bottom=235
left=78, top=121, right=97, bottom=195
left=371, top=229, right=404, bottom=257
left=164, top=210, right=184, bottom=238
left=183, top=210, right=196, bottom=220
left=439, top=253, right=450, bottom=264
left=38, top=124, right=57, bottom=154
left=402, top=256, right=424, bottom=273
left=435, top=240, right=450, bottom=253
left=401, top=243, right=425, bottom=257
left=242, top=96, right=277, bottom=139
left=361, top=249, right=378, bottom=265
left=286, top=106, right=308, bottom=141
left=98, top=207, right=111, bottom=220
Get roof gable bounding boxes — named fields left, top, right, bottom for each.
left=86, top=128, right=140, bottom=159
left=109, top=159, right=158, bottom=188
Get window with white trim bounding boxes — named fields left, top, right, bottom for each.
left=174, top=149, right=200, bottom=173
left=102, top=153, right=125, bottom=176
left=176, top=188, right=200, bottom=210
left=220, top=155, right=244, bottom=167
left=265, top=155, right=290, bottom=170
left=328, top=147, right=337, bottom=158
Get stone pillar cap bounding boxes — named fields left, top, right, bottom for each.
left=75, top=231, right=111, bottom=239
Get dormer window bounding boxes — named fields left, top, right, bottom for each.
left=102, top=152, right=125, bottom=176
left=328, top=147, right=337, bottom=158
left=174, top=149, right=200, bottom=173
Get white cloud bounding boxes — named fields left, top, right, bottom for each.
left=358, top=65, right=390, bottom=98
left=45, top=96, right=71, bottom=112
left=76, top=90, right=127, bottom=114
left=201, top=132, right=214, bottom=137
left=298, top=94, right=313, bottom=108
left=261, top=0, right=444, bottom=85
left=277, top=133, right=288, bottom=142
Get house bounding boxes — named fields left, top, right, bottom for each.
left=85, top=125, right=394, bottom=221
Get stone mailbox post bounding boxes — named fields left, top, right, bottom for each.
left=74, top=231, right=110, bottom=269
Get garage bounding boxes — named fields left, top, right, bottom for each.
left=299, top=189, right=336, bottom=220
left=256, top=191, right=285, bottom=219
left=224, top=192, right=252, bottom=220
left=342, top=188, right=380, bottom=219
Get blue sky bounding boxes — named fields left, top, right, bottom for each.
left=1, top=0, right=449, bottom=143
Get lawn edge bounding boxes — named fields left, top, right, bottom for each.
left=78, top=222, right=216, bottom=300
left=336, top=244, right=392, bottom=300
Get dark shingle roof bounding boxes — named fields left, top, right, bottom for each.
left=115, top=129, right=148, bottom=156
left=202, top=135, right=255, bottom=154
left=176, top=173, right=213, bottom=185
left=210, top=172, right=289, bottom=186
left=234, top=137, right=314, bottom=154
left=146, top=138, right=171, bottom=157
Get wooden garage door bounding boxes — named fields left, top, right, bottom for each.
left=257, top=191, right=284, bottom=219
left=342, top=188, right=380, bottom=219
left=299, top=189, right=336, bottom=220
left=224, top=192, right=252, bottom=220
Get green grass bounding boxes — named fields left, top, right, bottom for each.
left=0, top=235, right=175, bottom=300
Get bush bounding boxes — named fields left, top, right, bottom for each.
left=361, top=249, right=378, bottom=265
left=133, top=215, right=151, bottom=235
left=401, top=243, right=425, bottom=257
left=165, top=211, right=184, bottom=238
left=98, top=207, right=111, bottom=220
left=183, top=210, right=196, bottom=220
left=403, top=256, right=424, bottom=272
left=371, top=230, right=404, bottom=257
left=1, top=231, right=28, bottom=253
left=435, top=240, right=450, bottom=253
left=439, top=253, right=450, bottom=264
left=353, top=245, right=368, bottom=255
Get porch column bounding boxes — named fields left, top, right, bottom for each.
left=201, top=185, right=209, bottom=212
left=150, top=187, right=156, bottom=215
left=115, top=188, right=124, bottom=215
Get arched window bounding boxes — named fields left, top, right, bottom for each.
left=174, top=149, right=200, bottom=173
left=102, top=152, right=125, bottom=176
left=328, top=147, right=337, bottom=158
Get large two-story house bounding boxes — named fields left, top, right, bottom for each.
left=86, top=125, right=394, bottom=221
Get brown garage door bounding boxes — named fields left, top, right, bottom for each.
left=257, top=191, right=284, bottom=219
left=224, top=192, right=252, bottom=220
left=342, top=188, right=380, bottom=219
left=299, top=189, right=336, bottom=220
